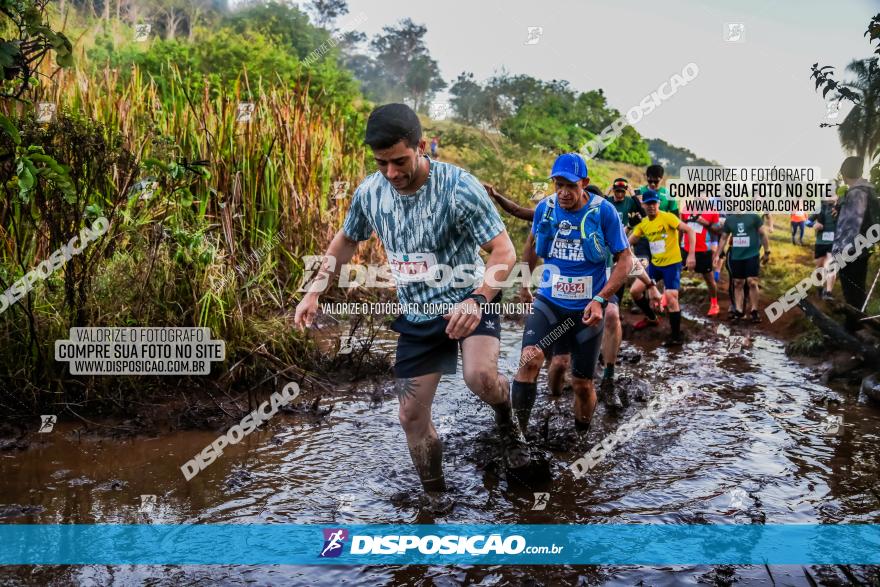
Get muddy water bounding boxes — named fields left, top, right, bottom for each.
left=2, top=310, right=880, bottom=585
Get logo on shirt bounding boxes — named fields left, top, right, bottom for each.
left=736, top=222, right=745, bottom=234
left=558, top=220, right=574, bottom=236
left=550, top=238, right=584, bottom=261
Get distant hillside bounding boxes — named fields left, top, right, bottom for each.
left=647, top=138, right=719, bottom=176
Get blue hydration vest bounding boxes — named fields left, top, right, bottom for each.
left=534, top=193, right=607, bottom=264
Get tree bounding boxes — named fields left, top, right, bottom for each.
left=0, top=0, right=73, bottom=99
left=308, top=0, right=347, bottom=27
left=837, top=58, right=880, bottom=165
left=449, top=72, right=489, bottom=125
left=364, top=18, right=445, bottom=109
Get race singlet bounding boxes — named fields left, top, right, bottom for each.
left=551, top=274, right=592, bottom=300
left=388, top=252, right=438, bottom=283
left=822, top=231, right=835, bottom=241
left=649, top=239, right=667, bottom=255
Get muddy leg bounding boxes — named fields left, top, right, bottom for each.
left=396, top=372, right=444, bottom=492
left=548, top=354, right=570, bottom=396
left=572, top=377, right=597, bottom=430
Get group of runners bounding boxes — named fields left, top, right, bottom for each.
left=293, top=103, right=867, bottom=506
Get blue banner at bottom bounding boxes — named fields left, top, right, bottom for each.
left=1, top=524, right=879, bottom=565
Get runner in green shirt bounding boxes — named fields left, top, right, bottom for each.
left=634, top=164, right=679, bottom=215
left=713, top=213, right=771, bottom=323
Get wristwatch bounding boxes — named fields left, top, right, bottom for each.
left=592, top=295, right=608, bottom=308
left=467, top=293, right=488, bottom=306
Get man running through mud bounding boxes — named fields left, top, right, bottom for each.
left=484, top=182, right=658, bottom=413
left=713, top=213, right=771, bottom=323
left=809, top=194, right=838, bottom=300
left=628, top=189, right=697, bottom=347
left=680, top=210, right=721, bottom=316
left=294, top=103, right=536, bottom=509
left=510, top=153, right=632, bottom=435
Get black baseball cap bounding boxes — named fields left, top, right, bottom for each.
left=365, top=103, right=422, bottom=150
left=612, top=178, right=629, bottom=191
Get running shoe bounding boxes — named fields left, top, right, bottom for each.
left=600, top=377, right=623, bottom=411
left=750, top=310, right=761, bottom=323
left=728, top=309, right=743, bottom=322
left=419, top=491, right=455, bottom=515
left=496, top=408, right=532, bottom=470
left=633, top=317, right=660, bottom=330
left=707, top=301, right=720, bottom=316
left=663, top=333, right=685, bottom=347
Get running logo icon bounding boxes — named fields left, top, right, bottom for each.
left=38, top=415, right=56, bottom=433
left=320, top=528, right=348, bottom=558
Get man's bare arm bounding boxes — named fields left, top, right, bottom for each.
left=294, top=230, right=360, bottom=329
left=444, top=229, right=516, bottom=339
left=596, top=248, right=632, bottom=301
left=475, top=230, right=517, bottom=300
left=483, top=184, right=536, bottom=222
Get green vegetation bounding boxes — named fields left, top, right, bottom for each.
left=448, top=72, right=651, bottom=165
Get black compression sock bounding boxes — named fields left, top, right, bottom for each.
left=574, top=418, right=591, bottom=432
left=669, top=311, right=681, bottom=337
left=634, top=296, right=657, bottom=320
left=510, top=381, right=537, bottom=432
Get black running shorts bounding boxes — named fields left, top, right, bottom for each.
left=520, top=295, right=604, bottom=380
left=391, top=293, right=502, bottom=379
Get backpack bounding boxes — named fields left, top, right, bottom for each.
left=534, top=193, right=607, bottom=263
left=862, top=186, right=880, bottom=234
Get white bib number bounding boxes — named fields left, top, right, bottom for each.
left=822, top=231, right=835, bottom=241
left=551, top=274, right=592, bottom=300
left=688, top=222, right=704, bottom=234
left=388, top=252, right=438, bottom=283
left=649, top=239, right=667, bottom=255
left=732, top=236, right=750, bottom=247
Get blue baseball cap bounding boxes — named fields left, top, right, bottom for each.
left=641, top=189, right=660, bottom=204
left=550, top=153, right=588, bottom=183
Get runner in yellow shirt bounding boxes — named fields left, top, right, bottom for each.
left=626, top=190, right=696, bottom=347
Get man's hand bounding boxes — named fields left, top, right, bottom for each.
left=762, top=251, right=771, bottom=265
left=294, top=293, right=320, bottom=330
left=686, top=253, right=697, bottom=272
left=582, top=300, right=604, bottom=327
left=648, top=285, right=663, bottom=310
left=483, top=183, right=499, bottom=200
left=443, top=298, right=482, bottom=339
left=814, top=222, right=824, bottom=231
left=519, top=286, right=533, bottom=303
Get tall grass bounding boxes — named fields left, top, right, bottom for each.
left=0, top=59, right=382, bottom=409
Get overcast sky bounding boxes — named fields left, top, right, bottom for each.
left=319, top=0, right=877, bottom=178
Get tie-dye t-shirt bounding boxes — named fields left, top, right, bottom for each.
left=342, top=157, right=505, bottom=323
